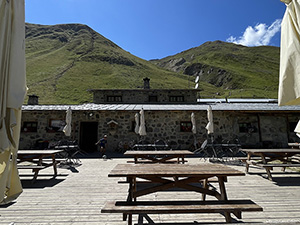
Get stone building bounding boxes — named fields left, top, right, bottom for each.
left=89, top=77, right=199, bottom=104
left=20, top=100, right=300, bottom=152
left=19, top=78, right=300, bottom=152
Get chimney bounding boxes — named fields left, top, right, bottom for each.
left=27, top=95, right=39, bottom=105
left=143, top=77, right=150, bottom=89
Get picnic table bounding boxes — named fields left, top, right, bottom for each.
left=124, top=150, right=193, bottom=164
left=101, top=163, right=262, bottom=224
left=17, top=149, right=64, bottom=182
left=132, top=143, right=169, bottom=150
left=241, top=148, right=300, bottom=180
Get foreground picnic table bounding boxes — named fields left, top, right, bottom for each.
left=124, top=150, right=193, bottom=164
left=17, top=149, right=64, bottom=182
left=241, top=148, right=300, bottom=180
left=101, top=163, right=262, bottom=224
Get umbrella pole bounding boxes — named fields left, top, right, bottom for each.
left=208, top=133, right=218, bottom=158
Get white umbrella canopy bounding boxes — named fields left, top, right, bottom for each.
left=63, top=107, right=72, bottom=136
left=278, top=0, right=300, bottom=106
left=0, top=0, right=26, bottom=204
left=191, top=112, right=197, bottom=148
left=134, top=112, right=139, bottom=134
left=294, top=120, right=300, bottom=138
left=205, top=105, right=214, bottom=134
left=138, top=108, right=147, bottom=136
left=191, top=112, right=196, bottom=134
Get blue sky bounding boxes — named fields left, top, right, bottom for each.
left=25, top=0, right=287, bottom=60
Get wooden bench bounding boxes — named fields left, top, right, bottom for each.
left=17, top=165, right=46, bottom=183
left=245, top=160, right=300, bottom=180
left=126, top=159, right=188, bottom=164
left=246, top=160, right=300, bottom=169
left=101, top=199, right=263, bottom=224
left=261, top=163, right=300, bottom=172
left=17, top=165, right=46, bottom=170
left=237, top=157, right=261, bottom=163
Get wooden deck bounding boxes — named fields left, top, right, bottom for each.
left=1, top=156, right=300, bottom=224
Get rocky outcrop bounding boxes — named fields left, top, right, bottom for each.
left=156, top=57, right=186, bottom=72
left=184, top=63, right=236, bottom=88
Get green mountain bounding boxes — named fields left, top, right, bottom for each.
left=25, top=23, right=280, bottom=104
left=25, top=23, right=191, bottom=104
left=151, top=40, right=280, bottom=99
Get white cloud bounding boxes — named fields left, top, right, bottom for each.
left=226, top=19, right=282, bottom=46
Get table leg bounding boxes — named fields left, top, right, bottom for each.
left=260, top=153, right=273, bottom=180
left=133, top=177, right=137, bottom=201
left=218, top=176, right=232, bottom=222
left=51, top=154, right=58, bottom=176
left=202, top=178, right=208, bottom=201
left=218, top=177, right=228, bottom=201
left=31, top=156, right=44, bottom=182
left=245, top=153, right=251, bottom=173
left=128, top=214, right=132, bottom=225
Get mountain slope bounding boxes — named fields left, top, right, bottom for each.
left=25, top=24, right=280, bottom=104
left=151, top=41, right=280, bottom=98
left=25, top=23, right=191, bottom=104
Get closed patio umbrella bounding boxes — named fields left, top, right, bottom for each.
left=134, top=112, right=139, bottom=134
left=63, top=107, right=72, bottom=136
left=191, top=112, right=197, bottom=148
left=138, top=108, right=147, bottom=136
left=205, top=105, right=214, bottom=134
left=191, top=112, right=196, bottom=134
left=0, top=0, right=26, bottom=204
left=278, top=0, right=300, bottom=106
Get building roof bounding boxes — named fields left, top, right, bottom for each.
left=22, top=102, right=300, bottom=112
left=88, top=88, right=199, bottom=92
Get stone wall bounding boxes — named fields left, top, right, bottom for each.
left=20, top=110, right=300, bottom=151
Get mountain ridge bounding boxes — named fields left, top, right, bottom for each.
left=25, top=23, right=191, bottom=104
left=151, top=40, right=280, bottom=98
left=25, top=23, right=280, bottom=104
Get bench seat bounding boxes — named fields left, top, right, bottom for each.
left=102, top=199, right=263, bottom=224
left=126, top=160, right=188, bottom=164
left=261, top=163, right=300, bottom=168
left=246, top=160, right=300, bottom=168
left=17, top=165, right=45, bottom=170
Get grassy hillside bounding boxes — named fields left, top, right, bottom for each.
left=25, top=24, right=280, bottom=104
left=25, top=23, right=192, bottom=104
left=151, top=41, right=280, bottom=99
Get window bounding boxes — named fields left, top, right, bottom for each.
left=107, top=96, right=122, bottom=102
left=180, top=121, right=192, bottom=132
left=148, top=95, right=158, bottom=102
left=47, top=119, right=65, bottom=132
left=238, top=122, right=257, bottom=133
left=22, top=122, right=37, bottom=132
left=169, top=96, right=184, bottom=102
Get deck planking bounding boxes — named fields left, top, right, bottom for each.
left=0, top=156, right=300, bottom=224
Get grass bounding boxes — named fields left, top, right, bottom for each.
left=25, top=24, right=280, bottom=104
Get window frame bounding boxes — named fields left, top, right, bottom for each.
left=169, top=96, right=184, bottom=102
left=180, top=121, right=192, bottom=132
left=22, top=121, right=38, bottom=133
left=107, top=95, right=122, bottom=102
